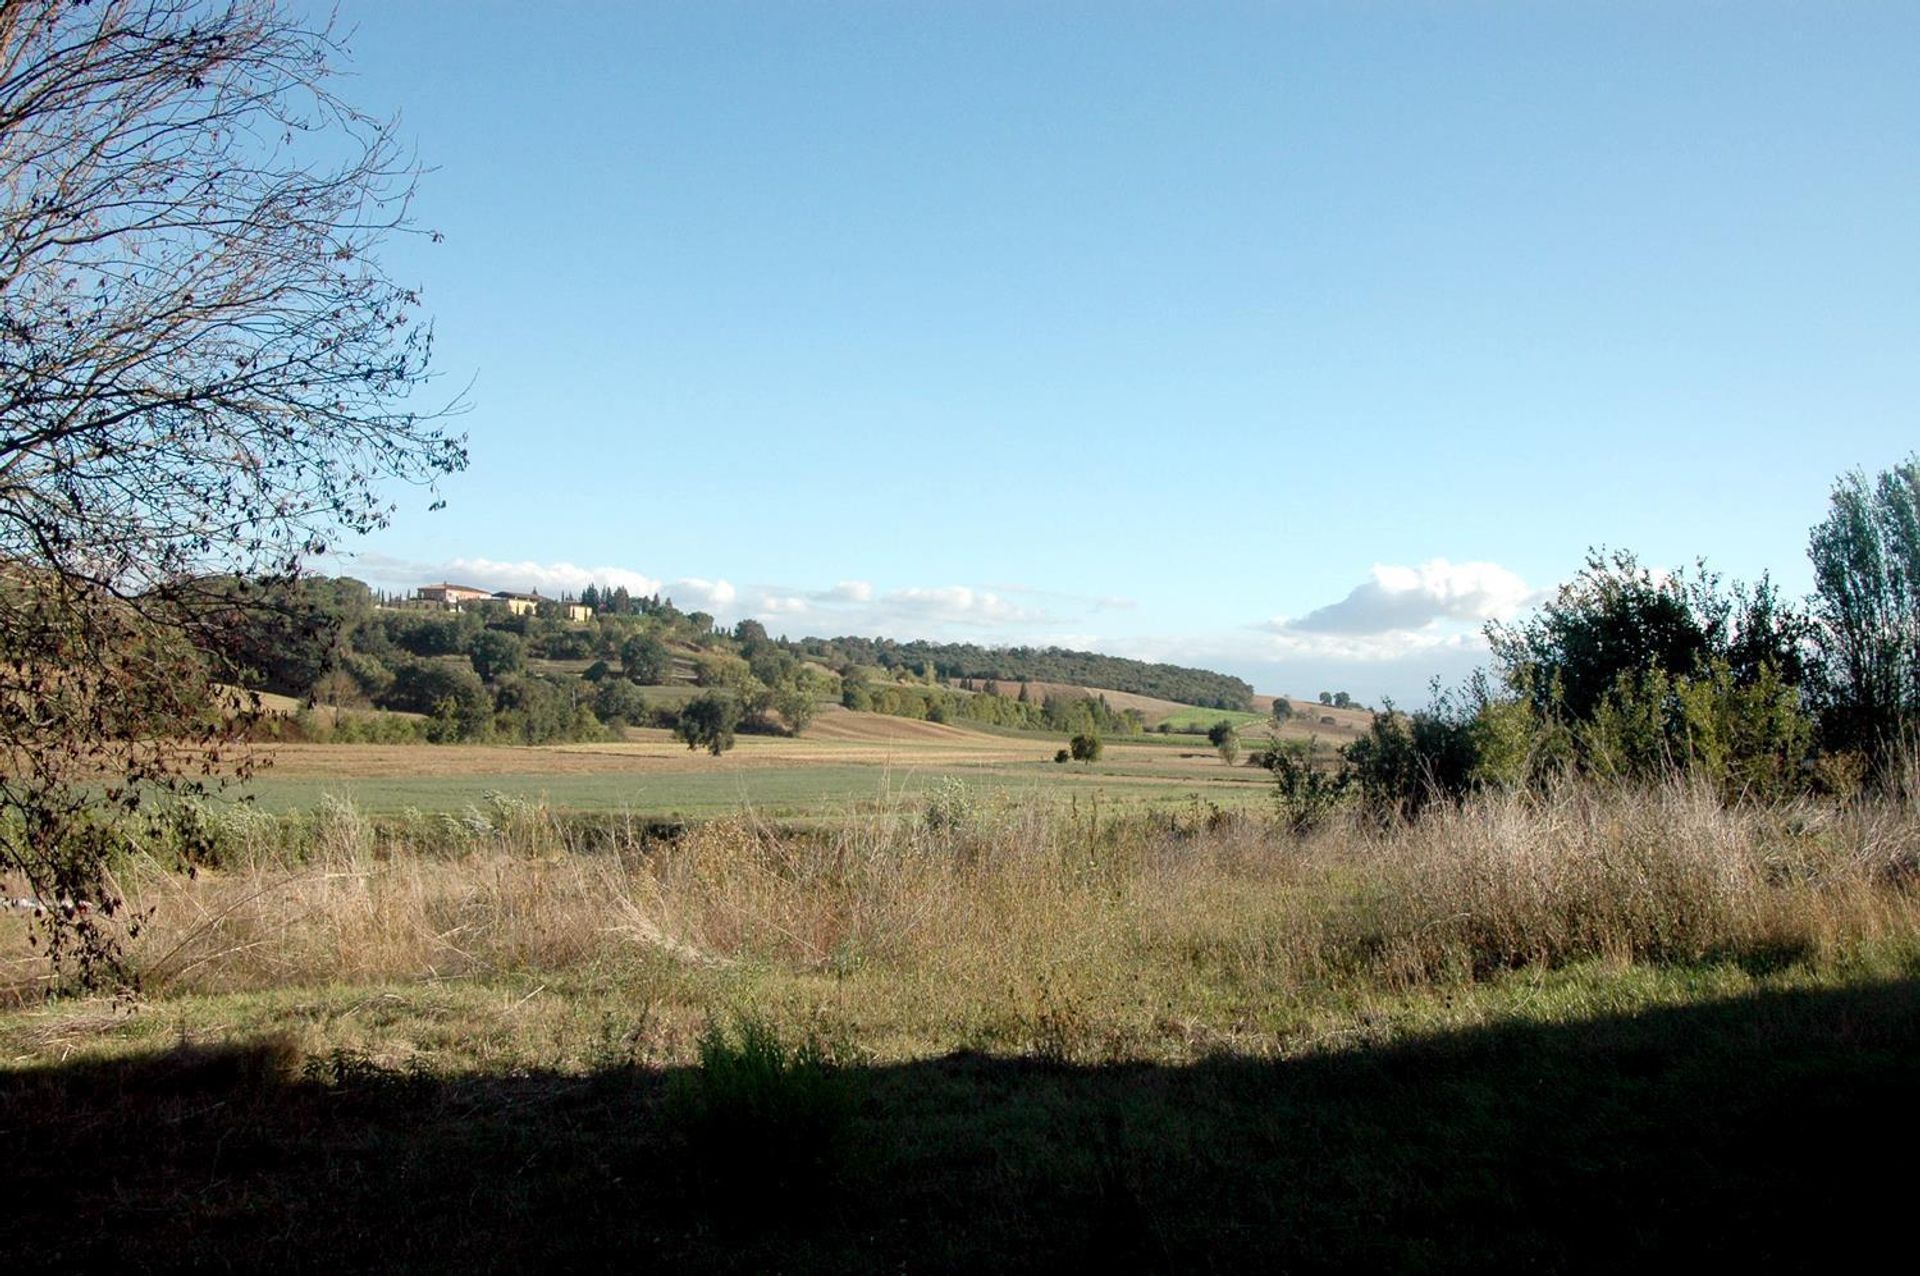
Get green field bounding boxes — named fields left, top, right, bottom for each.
left=223, top=713, right=1280, bottom=819
left=231, top=760, right=1264, bottom=819
left=1153, top=705, right=1272, bottom=732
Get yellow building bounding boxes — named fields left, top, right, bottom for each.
left=492, top=591, right=541, bottom=616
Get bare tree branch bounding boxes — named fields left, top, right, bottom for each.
left=0, top=0, right=467, bottom=983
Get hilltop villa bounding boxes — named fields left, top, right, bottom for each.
left=415, top=582, right=493, bottom=606
left=413, top=584, right=592, bottom=622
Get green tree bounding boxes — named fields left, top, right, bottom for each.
left=1069, top=732, right=1102, bottom=766
left=1489, top=550, right=1713, bottom=724
left=733, top=618, right=770, bottom=650
left=468, top=629, right=525, bottom=683
left=591, top=678, right=652, bottom=730
left=339, top=651, right=394, bottom=705
left=1808, top=456, right=1920, bottom=755
left=492, top=674, right=591, bottom=744
left=729, top=670, right=774, bottom=730
left=385, top=660, right=492, bottom=739
left=840, top=676, right=874, bottom=712
left=773, top=673, right=819, bottom=736
left=620, top=633, right=673, bottom=685
left=694, top=650, right=747, bottom=688
left=675, top=692, right=741, bottom=756
left=1271, top=698, right=1294, bottom=724
left=1483, top=550, right=1814, bottom=788
left=1207, top=720, right=1240, bottom=765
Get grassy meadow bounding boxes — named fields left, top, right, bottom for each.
left=225, top=707, right=1284, bottom=818
left=7, top=737, right=1920, bottom=1267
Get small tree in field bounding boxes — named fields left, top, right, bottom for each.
left=0, top=1, right=465, bottom=980
left=675, top=693, right=741, bottom=756
left=1207, top=720, right=1240, bottom=765
left=1069, top=732, right=1102, bottom=766
left=1271, top=698, right=1294, bottom=724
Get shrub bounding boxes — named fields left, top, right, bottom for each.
left=922, top=776, right=973, bottom=834
left=1262, top=737, right=1350, bottom=834
left=1345, top=690, right=1479, bottom=822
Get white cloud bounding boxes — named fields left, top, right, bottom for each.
left=883, top=586, right=1039, bottom=624
left=1054, top=559, right=1543, bottom=706
left=744, top=581, right=1059, bottom=636
left=672, top=577, right=736, bottom=612
left=984, top=583, right=1139, bottom=612
left=1256, top=625, right=1490, bottom=663
left=820, top=580, right=873, bottom=603
left=1278, top=559, right=1534, bottom=637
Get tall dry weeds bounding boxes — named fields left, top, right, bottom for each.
left=9, top=780, right=1919, bottom=1012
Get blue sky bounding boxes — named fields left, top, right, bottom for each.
left=317, top=2, right=1920, bottom=703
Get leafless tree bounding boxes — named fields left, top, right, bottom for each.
left=0, top=0, right=466, bottom=983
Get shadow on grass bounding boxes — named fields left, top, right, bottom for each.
left=6, top=978, right=1919, bottom=1272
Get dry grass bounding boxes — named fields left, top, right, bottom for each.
left=5, top=778, right=1908, bottom=1065
left=9, top=779, right=1920, bottom=1269
left=244, top=718, right=1062, bottom=778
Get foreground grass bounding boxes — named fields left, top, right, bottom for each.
left=7, top=780, right=1920, bottom=1268
left=5, top=966, right=1916, bottom=1271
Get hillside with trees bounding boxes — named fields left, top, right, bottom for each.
left=189, top=581, right=1235, bottom=749
left=780, top=637, right=1254, bottom=710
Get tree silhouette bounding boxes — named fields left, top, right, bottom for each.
left=0, top=0, right=466, bottom=979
